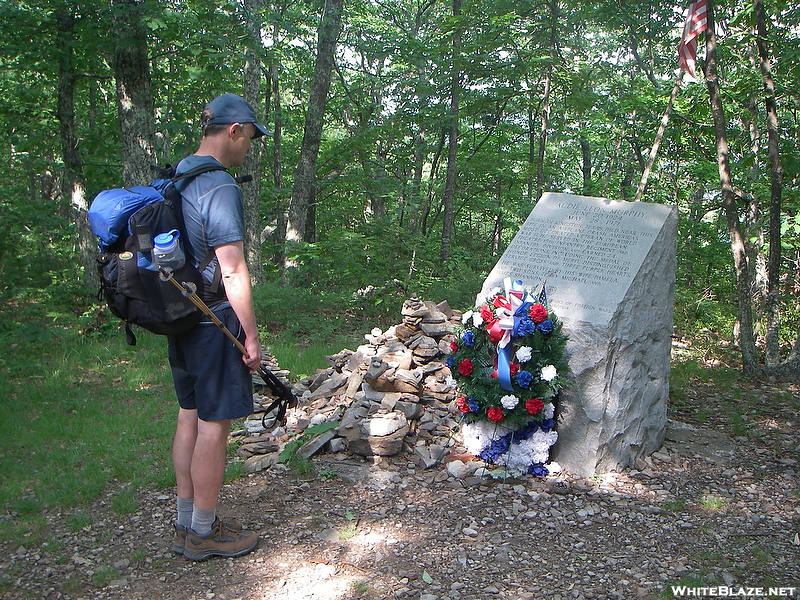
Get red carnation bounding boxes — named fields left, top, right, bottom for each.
left=525, top=398, right=544, bottom=415
left=487, top=407, right=504, bottom=423
left=510, top=362, right=520, bottom=376
left=456, top=396, right=470, bottom=413
left=479, top=305, right=494, bottom=323
left=530, top=304, right=548, bottom=324
left=458, top=359, right=474, bottom=376
left=450, top=341, right=458, bottom=353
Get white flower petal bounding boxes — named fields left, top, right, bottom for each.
left=500, top=394, right=519, bottom=410
left=541, top=364, right=558, bottom=382
left=515, top=346, right=532, bottom=363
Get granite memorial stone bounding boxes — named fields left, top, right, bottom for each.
left=480, top=193, right=678, bottom=476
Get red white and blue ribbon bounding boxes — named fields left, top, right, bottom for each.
left=488, top=279, right=535, bottom=392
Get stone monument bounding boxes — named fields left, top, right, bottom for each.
left=479, top=193, right=678, bottom=476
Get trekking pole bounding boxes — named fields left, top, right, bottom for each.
left=159, top=267, right=247, bottom=354
left=158, top=267, right=298, bottom=424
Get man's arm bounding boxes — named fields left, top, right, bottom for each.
left=214, top=241, right=262, bottom=372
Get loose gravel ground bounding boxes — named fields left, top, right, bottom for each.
left=2, top=379, right=798, bottom=600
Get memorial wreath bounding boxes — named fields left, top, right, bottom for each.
left=448, top=279, right=570, bottom=476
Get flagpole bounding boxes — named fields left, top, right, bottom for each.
left=634, top=70, right=684, bottom=202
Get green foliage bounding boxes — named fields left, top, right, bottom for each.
left=674, top=214, right=738, bottom=338
left=0, top=300, right=176, bottom=540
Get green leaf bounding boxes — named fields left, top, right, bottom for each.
left=422, top=571, right=433, bottom=584
left=305, top=421, right=339, bottom=435
left=278, top=439, right=302, bottom=462
left=345, top=509, right=356, bottom=521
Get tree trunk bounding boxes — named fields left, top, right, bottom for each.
left=536, top=1, right=558, bottom=201
left=634, top=72, right=682, bottom=202
left=284, top=0, right=344, bottom=268
left=410, top=126, right=426, bottom=230
left=241, top=0, right=265, bottom=285
left=408, top=2, right=435, bottom=232
left=268, top=14, right=286, bottom=266
left=111, top=0, right=157, bottom=187
left=269, top=60, right=283, bottom=193
left=703, top=0, right=758, bottom=376
left=56, top=7, right=98, bottom=292
left=603, top=121, right=626, bottom=197
left=527, top=95, right=535, bottom=202
left=420, top=127, right=446, bottom=237
left=754, top=0, right=785, bottom=368
left=579, top=133, right=591, bottom=195
left=741, top=88, right=767, bottom=339
left=440, top=0, right=461, bottom=262
left=492, top=177, right=502, bottom=256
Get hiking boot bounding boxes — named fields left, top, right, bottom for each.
left=183, top=519, right=258, bottom=561
left=172, top=517, right=243, bottom=555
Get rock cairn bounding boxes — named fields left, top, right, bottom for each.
left=236, top=295, right=464, bottom=472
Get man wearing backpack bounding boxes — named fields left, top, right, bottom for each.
left=168, top=93, right=269, bottom=561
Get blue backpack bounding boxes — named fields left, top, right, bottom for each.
left=88, top=164, right=227, bottom=345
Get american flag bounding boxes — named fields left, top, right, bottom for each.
left=678, top=0, right=708, bottom=78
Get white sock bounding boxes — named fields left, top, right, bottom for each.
left=176, top=497, right=193, bottom=529
left=191, top=507, right=216, bottom=536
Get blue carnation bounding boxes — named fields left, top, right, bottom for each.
left=517, top=422, right=539, bottom=439
left=516, top=317, right=537, bottom=337
left=467, top=397, right=479, bottom=413
left=515, top=370, right=534, bottom=389
left=540, top=418, right=556, bottom=432
left=538, top=320, right=554, bottom=334
left=479, top=435, right=512, bottom=464
left=461, top=330, right=475, bottom=347
left=446, top=357, right=456, bottom=369
left=528, top=463, right=549, bottom=477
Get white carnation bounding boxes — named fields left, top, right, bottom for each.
left=500, top=394, right=519, bottom=410
left=461, top=421, right=513, bottom=456
left=472, top=311, right=484, bottom=327
left=500, top=430, right=559, bottom=470
left=445, top=375, right=457, bottom=390
left=541, top=364, right=558, bottom=382
left=515, top=346, right=532, bottom=363
left=461, top=310, right=474, bottom=325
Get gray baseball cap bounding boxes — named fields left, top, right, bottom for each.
left=204, top=93, right=271, bottom=138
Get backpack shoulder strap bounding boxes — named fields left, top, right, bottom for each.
left=171, top=162, right=229, bottom=192
left=165, top=162, right=230, bottom=295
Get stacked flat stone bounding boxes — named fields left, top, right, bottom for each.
left=239, top=296, right=462, bottom=471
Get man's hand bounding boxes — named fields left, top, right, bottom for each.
left=243, top=335, right=263, bottom=373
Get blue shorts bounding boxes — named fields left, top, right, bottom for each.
left=167, top=307, right=254, bottom=422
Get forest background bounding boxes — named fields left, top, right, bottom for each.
left=1, top=0, right=800, bottom=570
left=1, top=0, right=799, bottom=380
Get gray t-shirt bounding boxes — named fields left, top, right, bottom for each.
left=175, top=155, right=244, bottom=305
